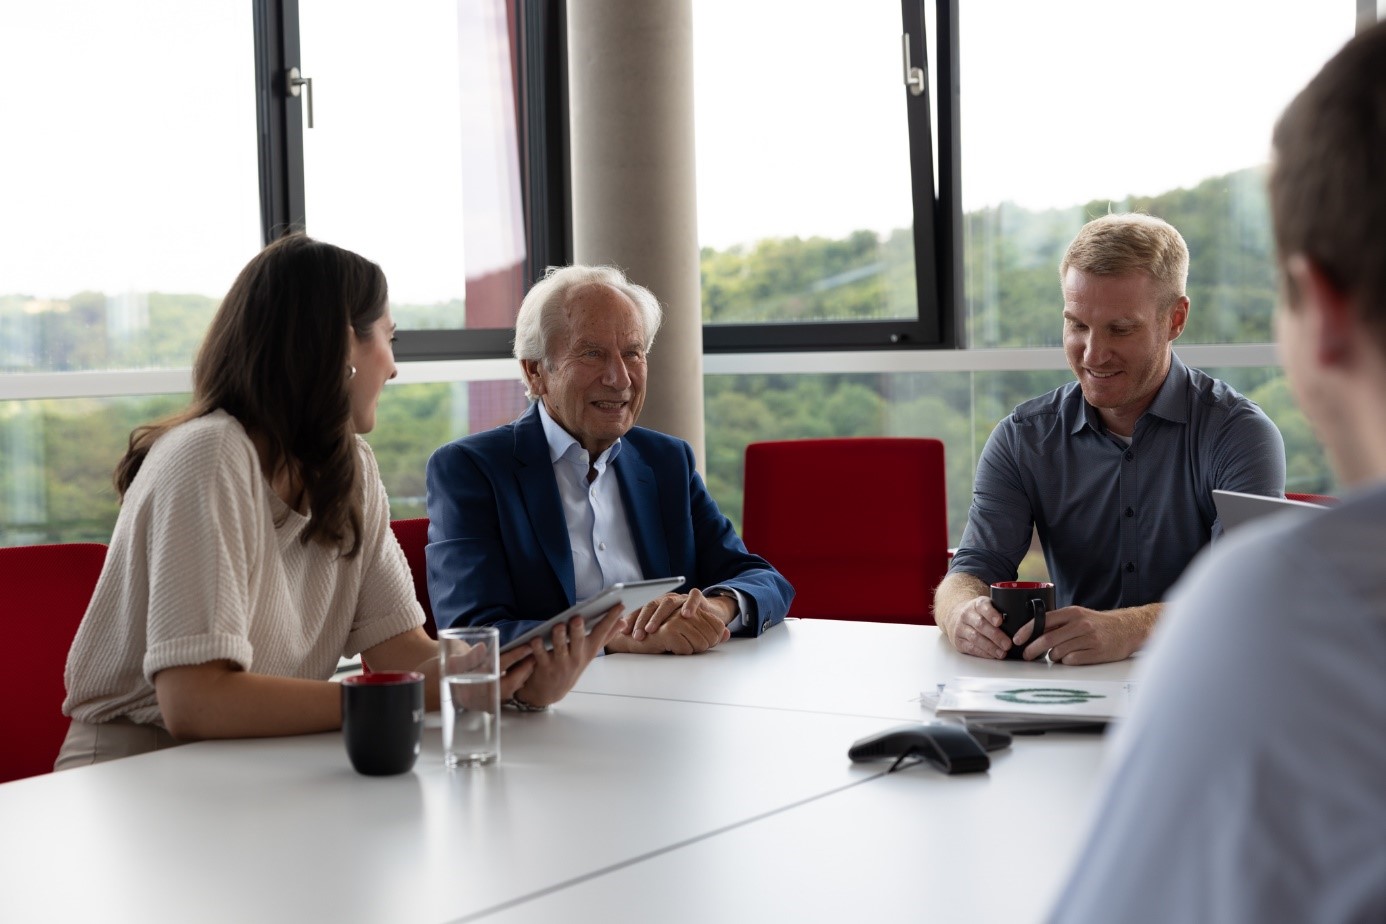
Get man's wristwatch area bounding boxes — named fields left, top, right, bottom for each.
left=706, top=588, right=740, bottom=615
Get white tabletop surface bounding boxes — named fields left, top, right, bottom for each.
left=0, top=619, right=1135, bottom=923
left=486, top=742, right=1105, bottom=924
left=576, top=617, right=1138, bottom=719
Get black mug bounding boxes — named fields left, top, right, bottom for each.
left=990, top=581, right=1054, bottom=661
left=341, top=671, right=425, bottom=775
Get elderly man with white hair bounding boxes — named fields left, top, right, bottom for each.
left=425, top=265, right=793, bottom=707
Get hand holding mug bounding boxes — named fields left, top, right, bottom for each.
left=990, top=581, right=1055, bottom=661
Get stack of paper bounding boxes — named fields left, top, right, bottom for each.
left=933, top=677, right=1135, bottom=726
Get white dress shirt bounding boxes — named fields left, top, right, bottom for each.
left=537, top=401, right=644, bottom=602
left=535, top=402, right=748, bottom=632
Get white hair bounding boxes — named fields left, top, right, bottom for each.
left=513, top=264, right=665, bottom=398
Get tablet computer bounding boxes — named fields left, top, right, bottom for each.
left=499, top=576, right=685, bottom=653
left=1212, top=489, right=1323, bottom=533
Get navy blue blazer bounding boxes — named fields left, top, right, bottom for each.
left=424, top=403, right=793, bottom=647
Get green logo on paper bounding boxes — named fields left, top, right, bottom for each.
left=995, top=687, right=1105, bottom=706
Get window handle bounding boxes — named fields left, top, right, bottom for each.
left=901, top=33, right=926, bottom=97
left=286, top=66, right=314, bottom=128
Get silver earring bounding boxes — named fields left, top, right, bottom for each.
left=348, top=365, right=356, bottom=379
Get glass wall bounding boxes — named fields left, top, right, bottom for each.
left=0, top=1, right=531, bottom=546
left=702, top=364, right=1330, bottom=554
left=1, top=1, right=1367, bottom=548
left=695, top=0, right=1356, bottom=552
left=1, top=2, right=261, bottom=546
left=959, top=0, right=1350, bottom=348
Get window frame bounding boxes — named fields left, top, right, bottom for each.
left=252, top=0, right=959, bottom=359
left=252, top=0, right=571, bottom=363
left=703, top=0, right=961, bottom=353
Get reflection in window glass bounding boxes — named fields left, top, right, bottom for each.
left=299, top=0, right=526, bottom=331
left=0, top=1, right=258, bottom=373
left=959, top=0, right=1352, bottom=348
left=692, top=0, right=918, bottom=324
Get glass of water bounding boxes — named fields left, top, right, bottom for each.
left=438, top=626, right=501, bottom=767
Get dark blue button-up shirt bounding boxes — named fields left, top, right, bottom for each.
left=948, top=354, right=1286, bottom=610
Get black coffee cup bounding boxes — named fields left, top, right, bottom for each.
left=990, top=581, right=1054, bottom=661
left=341, top=671, right=425, bottom=776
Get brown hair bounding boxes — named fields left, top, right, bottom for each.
left=114, top=233, right=388, bottom=557
left=1059, top=213, right=1189, bottom=312
left=1270, top=21, right=1386, bottom=346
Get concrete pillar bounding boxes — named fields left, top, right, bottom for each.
left=566, top=0, right=705, bottom=466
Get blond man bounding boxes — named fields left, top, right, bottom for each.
left=935, top=214, right=1285, bottom=664
left=1050, top=22, right=1386, bottom=921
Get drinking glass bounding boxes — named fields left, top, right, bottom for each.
left=438, top=626, right=501, bottom=766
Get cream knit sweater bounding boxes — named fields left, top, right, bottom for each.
left=62, top=410, right=423, bottom=726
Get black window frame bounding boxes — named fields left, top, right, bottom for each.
left=704, top=0, right=961, bottom=352
left=253, top=0, right=959, bottom=359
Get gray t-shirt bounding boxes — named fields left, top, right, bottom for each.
left=1048, top=482, right=1386, bottom=923
left=949, top=354, right=1285, bottom=608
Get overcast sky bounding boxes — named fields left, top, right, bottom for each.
left=692, top=0, right=1355, bottom=248
left=0, top=1, right=1360, bottom=304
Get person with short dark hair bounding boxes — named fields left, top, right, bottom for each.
left=1048, top=22, right=1386, bottom=921
left=934, top=213, right=1285, bottom=665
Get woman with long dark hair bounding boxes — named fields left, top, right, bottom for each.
left=56, top=234, right=617, bottom=766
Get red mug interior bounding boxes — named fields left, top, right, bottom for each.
left=341, top=671, right=424, bottom=686
left=991, top=581, right=1054, bottom=590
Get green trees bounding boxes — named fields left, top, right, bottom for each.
left=700, top=165, right=1331, bottom=538
left=0, top=165, right=1336, bottom=547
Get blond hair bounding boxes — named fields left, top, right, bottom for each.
left=1059, top=213, right=1189, bottom=311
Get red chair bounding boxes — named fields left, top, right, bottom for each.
left=390, top=518, right=437, bottom=639
left=0, top=542, right=107, bottom=783
left=742, top=438, right=948, bottom=625
left=1286, top=492, right=1337, bottom=505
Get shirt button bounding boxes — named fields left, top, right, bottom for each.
left=1125, top=507, right=1134, bottom=518
left=599, top=542, right=607, bottom=551
left=1124, top=450, right=1134, bottom=461
left=1125, top=562, right=1136, bottom=573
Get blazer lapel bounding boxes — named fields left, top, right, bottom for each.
left=513, top=404, right=577, bottom=604
left=615, top=440, right=672, bottom=579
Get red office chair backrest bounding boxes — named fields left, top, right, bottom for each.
left=390, top=518, right=437, bottom=639
left=0, top=542, right=107, bottom=783
left=1286, top=492, right=1337, bottom=506
left=742, top=438, right=947, bottom=625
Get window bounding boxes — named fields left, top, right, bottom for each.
left=699, top=1, right=1359, bottom=543
left=692, top=0, right=955, bottom=350
left=1, top=1, right=259, bottom=376
left=1, top=2, right=259, bottom=545
left=1, top=2, right=1368, bottom=547
left=960, top=0, right=1352, bottom=348
left=0, top=0, right=543, bottom=545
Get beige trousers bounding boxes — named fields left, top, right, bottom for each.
left=54, top=717, right=184, bottom=771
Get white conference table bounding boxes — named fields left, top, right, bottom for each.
left=0, top=620, right=1135, bottom=923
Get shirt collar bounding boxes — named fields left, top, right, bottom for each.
left=535, top=399, right=622, bottom=469
left=1070, top=351, right=1190, bottom=435
left=1143, top=352, right=1191, bottom=425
